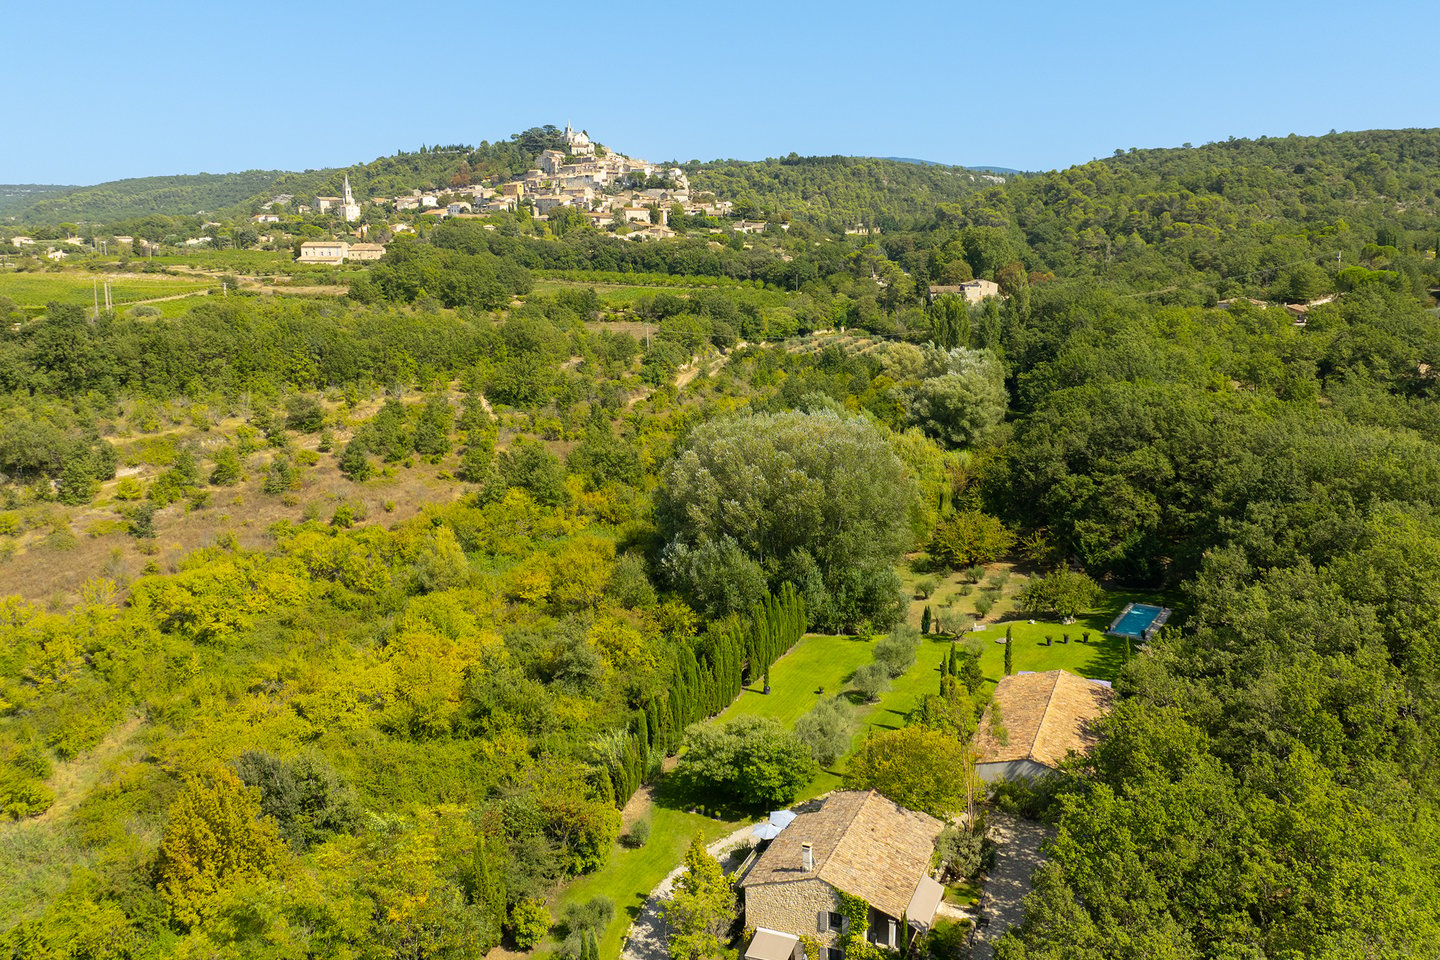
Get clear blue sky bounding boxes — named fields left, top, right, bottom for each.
left=6, top=0, right=1435, bottom=185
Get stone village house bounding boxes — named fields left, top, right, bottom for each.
left=739, top=791, right=946, bottom=960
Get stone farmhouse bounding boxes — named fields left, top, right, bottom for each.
left=296, top=240, right=385, bottom=264
left=738, top=791, right=946, bottom=960
left=927, top=278, right=1001, bottom=304
left=972, top=670, right=1114, bottom=783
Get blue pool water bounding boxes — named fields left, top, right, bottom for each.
left=1110, top=603, right=1165, bottom=638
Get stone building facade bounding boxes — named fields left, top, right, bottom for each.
left=743, top=877, right=843, bottom=953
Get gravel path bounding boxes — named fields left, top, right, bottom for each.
left=620, top=823, right=759, bottom=960
left=971, top=812, right=1053, bottom=960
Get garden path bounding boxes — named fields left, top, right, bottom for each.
left=971, top=812, right=1053, bottom=960
left=619, top=823, right=758, bottom=960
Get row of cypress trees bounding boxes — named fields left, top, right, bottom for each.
left=595, top=583, right=807, bottom=806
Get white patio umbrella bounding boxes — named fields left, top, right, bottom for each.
left=752, top=821, right=785, bottom=840
left=752, top=809, right=798, bottom=840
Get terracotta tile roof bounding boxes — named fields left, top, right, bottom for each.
left=972, top=670, right=1113, bottom=769
left=739, top=790, right=943, bottom=920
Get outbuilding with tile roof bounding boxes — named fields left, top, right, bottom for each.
left=972, top=669, right=1114, bottom=782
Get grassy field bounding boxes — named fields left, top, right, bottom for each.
left=553, top=805, right=738, bottom=960
left=0, top=270, right=211, bottom=307
left=121, top=295, right=209, bottom=319
left=966, top=590, right=1166, bottom=687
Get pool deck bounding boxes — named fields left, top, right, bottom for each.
left=1105, top=602, right=1171, bottom=640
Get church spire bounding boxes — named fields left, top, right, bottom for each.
left=343, top=174, right=353, bottom=205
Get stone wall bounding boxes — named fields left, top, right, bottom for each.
left=743, top=879, right=842, bottom=948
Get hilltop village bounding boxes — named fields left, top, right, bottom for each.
left=289, top=124, right=745, bottom=263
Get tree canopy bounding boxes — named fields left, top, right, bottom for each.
left=659, top=409, right=915, bottom=631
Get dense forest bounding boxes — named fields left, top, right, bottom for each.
left=7, top=171, right=293, bottom=223
left=2, top=128, right=1440, bottom=959
left=686, top=155, right=987, bottom=228
left=0, top=185, right=75, bottom=220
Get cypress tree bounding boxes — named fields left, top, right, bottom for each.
left=473, top=834, right=506, bottom=931
left=921, top=605, right=932, bottom=635
left=1004, top=625, right=1014, bottom=676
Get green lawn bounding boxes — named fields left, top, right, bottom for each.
left=715, top=633, right=878, bottom=728
left=967, top=588, right=1172, bottom=688
left=554, top=806, right=738, bottom=960
left=945, top=879, right=982, bottom=906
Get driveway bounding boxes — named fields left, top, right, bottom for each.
left=971, top=812, right=1053, bottom=960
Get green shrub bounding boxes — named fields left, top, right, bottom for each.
left=625, top=819, right=651, bottom=848
left=285, top=396, right=325, bottom=433
left=509, top=898, right=551, bottom=949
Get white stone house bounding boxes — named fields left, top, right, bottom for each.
left=926, top=278, right=1001, bottom=304
left=297, top=240, right=347, bottom=264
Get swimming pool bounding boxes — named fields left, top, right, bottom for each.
left=1107, top=602, right=1169, bottom=639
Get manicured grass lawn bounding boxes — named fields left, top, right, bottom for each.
left=804, top=632, right=956, bottom=795
left=945, top=879, right=982, bottom=906
left=554, top=805, right=738, bottom=960
left=967, top=587, right=1172, bottom=687
left=715, top=633, right=878, bottom=728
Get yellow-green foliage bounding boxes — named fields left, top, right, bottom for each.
left=155, top=768, right=287, bottom=927
left=0, top=489, right=675, bottom=949
left=0, top=736, right=55, bottom=819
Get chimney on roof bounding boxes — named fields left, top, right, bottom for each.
left=801, top=842, right=814, bottom=872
